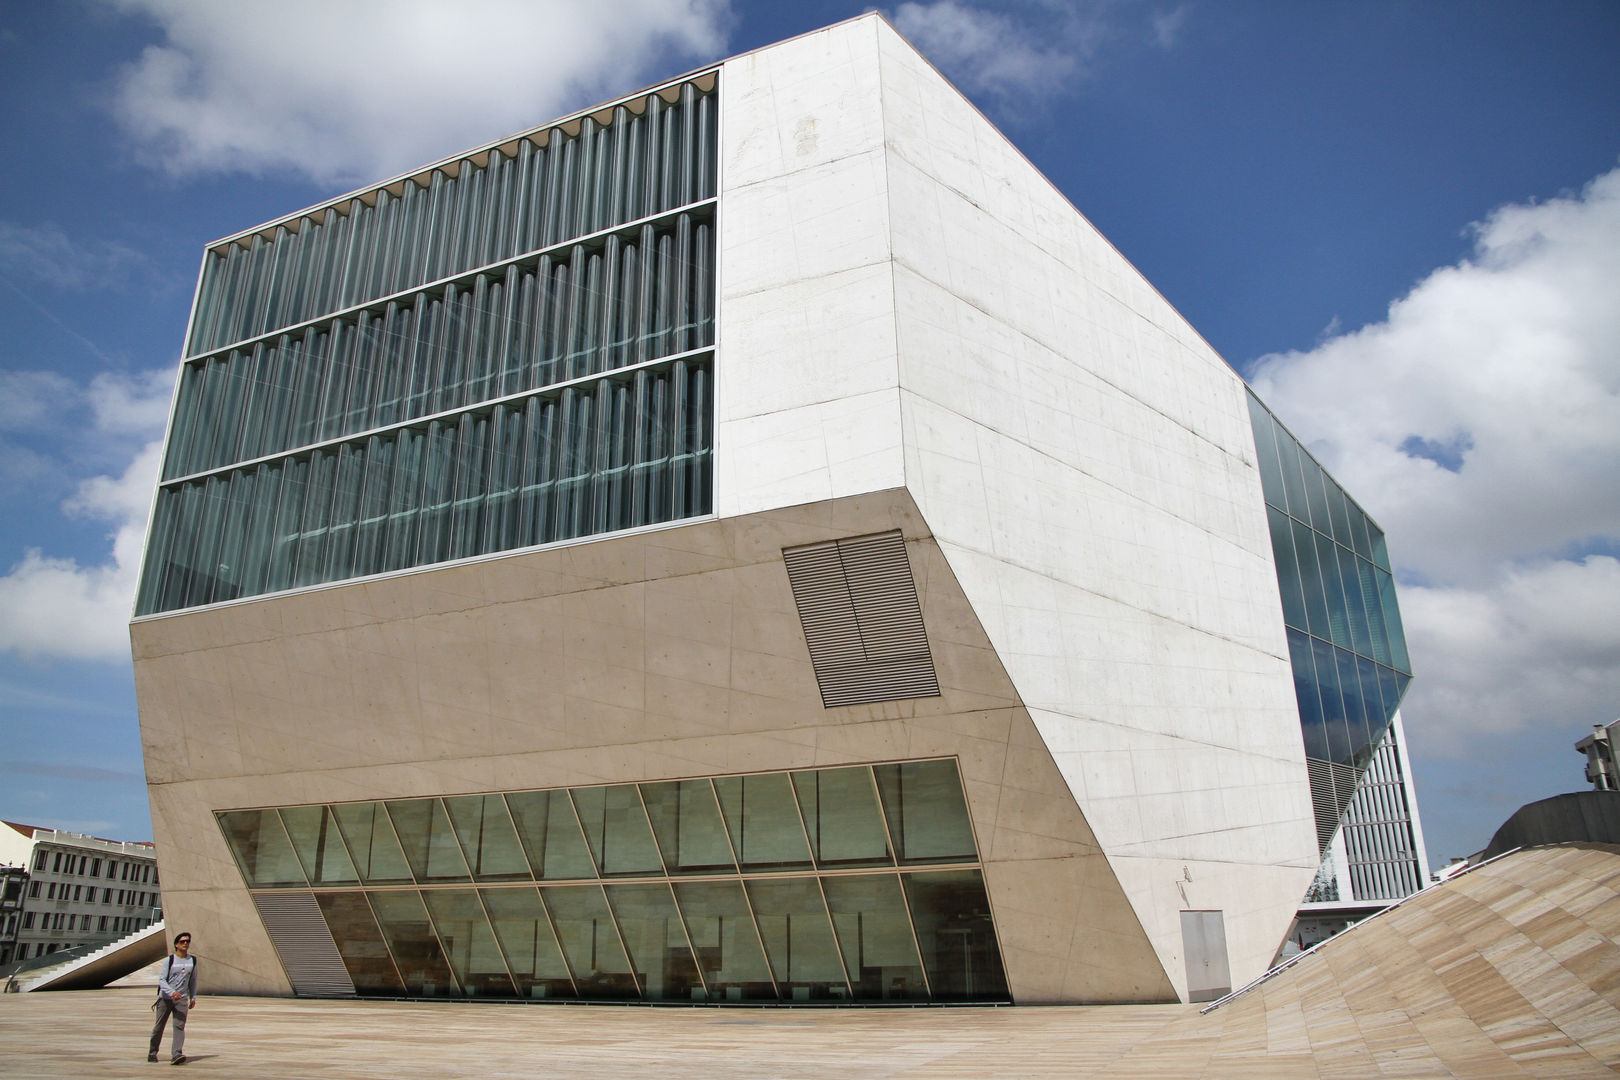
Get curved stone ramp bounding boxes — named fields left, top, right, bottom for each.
left=1114, top=843, right=1620, bottom=1078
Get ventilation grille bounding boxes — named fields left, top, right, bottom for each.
left=252, top=892, right=356, bottom=998
left=783, top=531, right=940, bottom=708
left=1306, top=758, right=1363, bottom=852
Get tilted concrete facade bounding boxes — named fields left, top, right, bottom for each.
left=133, top=15, right=1320, bottom=1003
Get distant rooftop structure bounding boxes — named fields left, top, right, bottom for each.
left=1576, top=719, right=1620, bottom=791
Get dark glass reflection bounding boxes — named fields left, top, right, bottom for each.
left=713, top=773, right=813, bottom=872
left=673, top=881, right=776, bottom=1001
left=821, top=874, right=928, bottom=1001
left=278, top=805, right=358, bottom=885
left=370, top=890, right=456, bottom=995
left=746, top=877, right=850, bottom=1001
left=571, top=786, right=664, bottom=878
left=874, top=760, right=976, bottom=864
left=480, top=887, right=576, bottom=999
left=314, top=892, right=404, bottom=995
left=423, top=890, right=517, bottom=998
left=543, top=884, right=639, bottom=999
left=605, top=883, right=705, bottom=1001
left=385, top=799, right=472, bottom=883
left=640, top=779, right=735, bottom=876
left=793, top=767, right=891, bottom=869
left=331, top=802, right=414, bottom=885
left=218, top=809, right=306, bottom=888
left=902, top=871, right=1009, bottom=1001
left=503, top=789, right=596, bottom=880
left=442, top=795, right=531, bottom=881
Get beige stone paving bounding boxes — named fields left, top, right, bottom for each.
left=2, top=843, right=1616, bottom=1079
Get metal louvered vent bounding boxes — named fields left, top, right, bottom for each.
left=1305, top=758, right=1363, bottom=852
left=252, top=892, right=356, bottom=997
left=783, top=530, right=940, bottom=708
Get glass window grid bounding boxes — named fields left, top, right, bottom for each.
left=141, top=80, right=719, bottom=619
left=217, top=760, right=1009, bottom=1004
left=1249, top=391, right=1415, bottom=846
left=188, top=79, right=717, bottom=357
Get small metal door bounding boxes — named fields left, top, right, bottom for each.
left=1180, top=909, right=1231, bottom=1003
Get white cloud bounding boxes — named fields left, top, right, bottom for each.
left=103, top=0, right=731, bottom=186
left=0, top=221, right=143, bottom=290
left=1151, top=6, right=1188, bottom=50
left=0, top=372, right=172, bottom=663
left=892, top=1, right=1087, bottom=99
left=1250, top=165, right=1620, bottom=755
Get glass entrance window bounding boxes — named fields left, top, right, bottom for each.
left=222, top=758, right=1008, bottom=1004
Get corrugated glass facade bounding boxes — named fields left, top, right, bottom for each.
left=218, top=760, right=1010, bottom=1004
left=1247, top=391, right=1413, bottom=850
left=137, top=77, right=718, bottom=616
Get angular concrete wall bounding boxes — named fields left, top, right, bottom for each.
left=709, top=14, right=1319, bottom=999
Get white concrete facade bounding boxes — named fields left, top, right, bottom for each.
left=712, top=16, right=1318, bottom=997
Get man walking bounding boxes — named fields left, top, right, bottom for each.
left=149, top=931, right=197, bottom=1065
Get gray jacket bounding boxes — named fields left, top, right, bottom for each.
left=157, top=954, right=198, bottom=1003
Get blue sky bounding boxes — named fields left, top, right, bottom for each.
left=1, top=1, right=1616, bottom=871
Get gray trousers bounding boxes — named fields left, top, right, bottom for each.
left=150, top=996, right=188, bottom=1058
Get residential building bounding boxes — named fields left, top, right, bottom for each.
left=1, top=822, right=161, bottom=963
left=131, top=14, right=1416, bottom=1005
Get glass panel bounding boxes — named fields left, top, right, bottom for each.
left=385, top=799, right=472, bottom=883
left=570, top=785, right=664, bottom=877
left=442, top=794, right=531, bottom=882
left=873, top=760, right=977, bottom=865
left=1358, top=557, right=1392, bottom=666
left=1338, top=543, right=1373, bottom=658
left=216, top=809, right=306, bottom=888
left=1246, top=394, right=1287, bottom=510
left=1325, top=478, right=1354, bottom=548
left=504, top=790, right=596, bottom=880
left=541, top=884, right=638, bottom=999
left=1315, top=533, right=1352, bottom=650
left=1358, top=654, right=1393, bottom=743
left=1336, top=647, right=1374, bottom=767
left=1303, top=457, right=1333, bottom=535
left=713, top=773, right=813, bottom=873
left=1277, top=431, right=1311, bottom=525
left=330, top=801, right=415, bottom=885
left=277, top=805, right=358, bottom=885
left=672, top=881, right=776, bottom=1001
left=369, top=890, right=456, bottom=996
left=745, top=877, right=850, bottom=1002
left=1287, top=628, right=1329, bottom=760
left=1291, top=518, right=1330, bottom=639
left=604, top=883, right=705, bottom=1001
left=639, top=779, right=735, bottom=876
left=792, top=767, right=892, bottom=869
left=422, top=889, right=517, bottom=998
left=1311, top=636, right=1352, bottom=767
left=1266, top=506, right=1308, bottom=631
left=902, top=870, right=1009, bottom=1002
left=821, top=874, right=928, bottom=1002
left=1378, top=568, right=1411, bottom=673
left=480, top=886, right=576, bottom=999
left=314, top=891, right=404, bottom=995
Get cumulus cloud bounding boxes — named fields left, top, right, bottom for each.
left=102, top=0, right=730, bottom=186
left=892, top=1, right=1089, bottom=99
left=1251, top=165, right=1620, bottom=756
left=0, top=371, right=172, bottom=662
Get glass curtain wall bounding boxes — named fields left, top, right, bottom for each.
left=1247, top=391, right=1413, bottom=850
left=218, top=759, right=1010, bottom=1005
left=138, top=77, right=718, bottom=616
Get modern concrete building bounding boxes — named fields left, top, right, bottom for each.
left=0, top=822, right=161, bottom=963
left=131, top=14, right=1415, bottom=1005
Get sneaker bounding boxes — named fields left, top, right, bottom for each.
left=148, top=1054, right=158, bottom=1062
left=171, top=1056, right=187, bottom=1066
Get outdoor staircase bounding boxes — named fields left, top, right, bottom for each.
left=8, top=921, right=167, bottom=992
